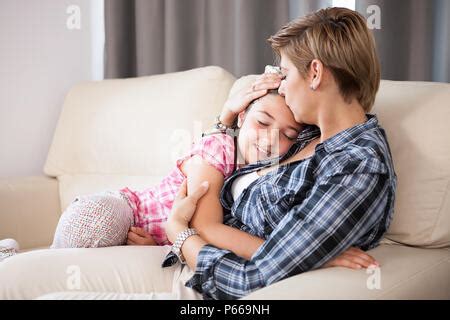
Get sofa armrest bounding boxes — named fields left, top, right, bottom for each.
left=0, top=176, right=61, bottom=250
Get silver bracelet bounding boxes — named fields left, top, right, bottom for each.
left=0, top=246, right=17, bottom=262
left=213, top=115, right=230, bottom=131
left=171, top=228, right=198, bottom=264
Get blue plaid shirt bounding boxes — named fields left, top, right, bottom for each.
left=162, top=114, right=397, bottom=300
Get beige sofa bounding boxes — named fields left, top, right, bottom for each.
left=0, top=66, right=449, bottom=299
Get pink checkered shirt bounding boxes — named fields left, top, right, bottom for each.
left=120, top=133, right=235, bottom=245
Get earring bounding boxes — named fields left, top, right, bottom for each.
left=310, top=84, right=316, bottom=91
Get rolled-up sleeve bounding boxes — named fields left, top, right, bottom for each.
left=185, top=245, right=266, bottom=300
left=185, top=167, right=391, bottom=299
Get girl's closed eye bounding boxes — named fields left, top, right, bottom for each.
left=257, top=120, right=269, bottom=126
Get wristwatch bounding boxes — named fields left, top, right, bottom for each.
left=171, top=228, right=198, bottom=264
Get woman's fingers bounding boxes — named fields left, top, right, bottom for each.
left=188, top=181, right=210, bottom=204
left=339, top=253, right=374, bottom=269
left=175, top=179, right=188, bottom=201
left=325, top=257, right=361, bottom=270
left=259, top=73, right=282, bottom=82
left=250, top=80, right=281, bottom=92
left=126, top=239, right=136, bottom=245
left=323, top=248, right=380, bottom=270
left=250, top=73, right=282, bottom=91
left=245, top=89, right=268, bottom=103
left=347, top=247, right=379, bottom=266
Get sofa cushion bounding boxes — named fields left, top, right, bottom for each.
left=229, top=77, right=450, bottom=248
left=372, top=81, right=450, bottom=248
left=44, top=66, right=236, bottom=178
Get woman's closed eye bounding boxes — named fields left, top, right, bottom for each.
left=257, top=120, right=270, bottom=127
left=284, top=130, right=299, bottom=141
left=285, top=134, right=297, bottom=141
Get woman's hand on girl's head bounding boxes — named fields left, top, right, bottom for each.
left=220, top=73, right=283, bottom=127
left=322, top=246, right=380, bottom=270
left=126, top=227, right=157, bottom=246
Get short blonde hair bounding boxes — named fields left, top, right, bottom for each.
left=268, top=7, right=380, bottom=112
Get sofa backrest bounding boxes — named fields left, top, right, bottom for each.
left=44, top=66, right=236, bottom=210
left=231, top=76, right=450, bottom=248
left=372, top=80, right=450, bottom=248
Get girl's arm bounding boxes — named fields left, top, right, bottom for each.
left=180, top=155, right=264, bottom=260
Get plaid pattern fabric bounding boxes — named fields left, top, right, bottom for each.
left=163, top=114, right=397, bottom=300
left=121, top=133, right=235, bottom=245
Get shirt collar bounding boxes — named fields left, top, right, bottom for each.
left=321, top=114, right=379, bottom=153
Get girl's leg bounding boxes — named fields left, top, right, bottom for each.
left=35, top=264, right=203, bottom=300
left=36, top=291, right=177, bottom=300
left=0, top=245, right=179, bottom=299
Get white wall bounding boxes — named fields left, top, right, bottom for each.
left=0, top=0, right=104, bottom=178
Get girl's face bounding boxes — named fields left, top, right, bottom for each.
left=237, top=94, right=302, bottom=164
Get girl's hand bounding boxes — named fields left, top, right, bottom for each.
left=322, top=247, right=380, bottom=270
left=126, top=227, right=156, bottom=246
left=166, top=180, right=210, bottom=243
left=219, top=73, right=282, bottom=127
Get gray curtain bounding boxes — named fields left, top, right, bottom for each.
left=356, top=0, right=450, bottom=82
left=289, top=0, right=332, bottom=20
left=105, top=0, right=290, bottom=78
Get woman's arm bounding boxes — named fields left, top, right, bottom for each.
left=180, top=155, right=264, bottom=260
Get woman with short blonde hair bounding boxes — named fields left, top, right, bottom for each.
left=268, top=7, right=380, bottom=112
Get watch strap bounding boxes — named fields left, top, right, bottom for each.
left=171, top=228, right=198, bottom=264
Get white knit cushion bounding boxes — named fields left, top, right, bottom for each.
left=51, top=191, right=133, bottom=248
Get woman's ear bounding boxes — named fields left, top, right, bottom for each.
left=309, top=59, right=324, bottom=90
left=237, top=111, right=246, bottom=128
